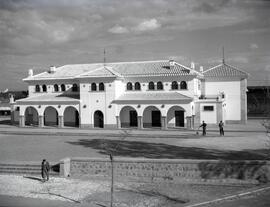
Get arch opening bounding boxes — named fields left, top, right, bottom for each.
left=99, top=82, right=105, bottom=91
left=157, top=81, right=163, bottom=90
left=120, top=106, right=138, bottom=128
left=44, top=106, right=58, bottom=126
left=35, top=85, right=40, bottom=92
left=148, top=82, right=154, bottom=90
left=180, top=81, right=187, bottom=89
left=127, top=82, right=132, bottom=91
left=171, top=81, right=178, bottom=90
left=25, top=106, right=39, bottom=126
left=64, top=106, right=79, bottom=127
left=54, top=84, right=59, bottom=92
left=167, top=106, right=185, bottom=127
left=91, top=83, right=97, bottom=91
left=42, top=85, right=47, bottom=92
left=135, top=82, right=141, bottom=90
left=61, top=84, right=66, bottom=91
left=143, top=106, right=161, bottom=128
left=94, top=110, right=104, bottom=128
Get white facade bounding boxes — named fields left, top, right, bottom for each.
left=12, top=59, right=248, bottom=129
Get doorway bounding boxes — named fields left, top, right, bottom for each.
left=152, top=111, right=161, bottom=127
left=175, top=110, right=184, bottom=127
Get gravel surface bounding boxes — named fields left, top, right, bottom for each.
left=0, top=174, right=253, bottom=207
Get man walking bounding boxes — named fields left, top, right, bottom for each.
left=219, top=120, right=224, bottom=136
left=41, top=159, right=50, bottom=182
left=200, top=121, right=207, bottom=136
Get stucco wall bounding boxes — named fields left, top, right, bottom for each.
left=79, top=78, right=117, bottom=128
left=200, top=103, right=217, bottom=124
left=61, top=157, right=270, bottom=184
left=204, top=81, right=241, bottom=121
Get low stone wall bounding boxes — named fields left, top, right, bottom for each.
left=60, top=157, right=270, bottom=184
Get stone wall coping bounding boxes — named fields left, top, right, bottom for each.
left=69, top=157, right=270, bottom=164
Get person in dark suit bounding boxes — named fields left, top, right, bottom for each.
left=200, top=121, right=207, bottom=136
left=41, top=159, right=50, bottom=182
left=219, top=120, right=224, bottom=136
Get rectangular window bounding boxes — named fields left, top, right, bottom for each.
left=203, top=106, right=214, bottom=111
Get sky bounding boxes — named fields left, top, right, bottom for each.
left=0, top=0, right=270, bottom=90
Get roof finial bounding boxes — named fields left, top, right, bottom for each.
left=103, top=48, right=106, bottom=67
left=222, top=46, right=225, bottom=64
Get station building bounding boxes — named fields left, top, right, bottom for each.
left=11, top=59, right=248, bottom=129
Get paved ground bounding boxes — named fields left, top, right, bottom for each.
left=0, top=119, right=269, bottom=162
left=0, top=119, right=269, bottom=206
left=1, top=174, right=266, bottom=207
left=0, top=129, right=269, bottom=162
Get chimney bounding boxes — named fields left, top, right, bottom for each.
left=169, top=59, right=175, bottom=69
left=9, top=94, right=14, bottom=103
left=28, top=69, right=33, bottom=77
left=200, top=66, right=204, bottom=73
left=49, top=66, right=56, bottom=73
left=190, top=62, right=195, bottom=70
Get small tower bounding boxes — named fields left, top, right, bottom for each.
left=190, top=62, right=195, bottom=70
left=28, top=69, right=33, bottom=77
left=169, top=59, right=175, bottom=69
left=200, top=66, right=204, bottom=73
left=49, top=66, right=56, bottom=73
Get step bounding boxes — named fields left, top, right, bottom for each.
left=0, top=162, right=60, bottom=176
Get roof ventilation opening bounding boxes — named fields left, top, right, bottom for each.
left=49, top=66, right=56, bottom=74
left=28, top=69, right=33, bottom=77
left=169, top=59, right=175, bottom=69
left=200, top=66, right=204, bottom=73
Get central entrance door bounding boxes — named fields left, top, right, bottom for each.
left=175, top=110, right=184, bottom=127
left=152, top=111, right=161, bottom=127
left=94, top=111, right=104, bottom=128
left=129, top=110, right=138, bottom=127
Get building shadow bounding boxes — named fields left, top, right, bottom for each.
left=66, top=139, right=270, bottom=160
left=0, top=119, right=11, bottom=125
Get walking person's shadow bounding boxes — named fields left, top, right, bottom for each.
left=23, top=176, right=44, bottom=183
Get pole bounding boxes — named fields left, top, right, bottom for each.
left=110, top=153, right=114, bottom=207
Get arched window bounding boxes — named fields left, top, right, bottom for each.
left=35, top=85, right=40, bottom=92
left=61, top=84, right=66, bottom=91
left=157, top=81, right=163, bottom=90
left=171, top=81, right=178, bottom=90
left=42, top=84, right=47, bottom=92
left=72, top=83, right=78, bottom=92
left=180, top=81, right=187, bottom=89
left=91, top=83, right=97, bottom=91
left=135, top=82, right=141, bottom=90
left=54, top=84, right=59, bottom=92
left=148, top=82, right=155, bottom=90
left=99, top=82, right=105, bottom=91
left=127, top=82, right=133, bottom=90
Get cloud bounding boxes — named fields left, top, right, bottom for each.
left=250, top=43, right=258, bottom=49
left=108, top=25, right=129, bottom=34
left=134, top=18, right=161, bottom=32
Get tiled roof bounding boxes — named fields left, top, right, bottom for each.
left=24, top=60, right=198, bottom=80
left=27, top=64, right=104, bottom=80
left=16, top=93, right=80, bottom=104
left=203, top=62, right=248, bottom=78
left=112, top=92, right=192, bottom=104
left=107, top=61, right=196, bottom=77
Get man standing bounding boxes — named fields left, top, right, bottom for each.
left=200, top=121, right=207, bottom=136
left=219, top=120, right=224, bottom=136
left=41, top=159, right=50, bottom=182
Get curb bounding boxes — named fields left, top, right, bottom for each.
left=185, top=185, right=270, bottom=207
left=0, top=130, right=184, bottom=138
